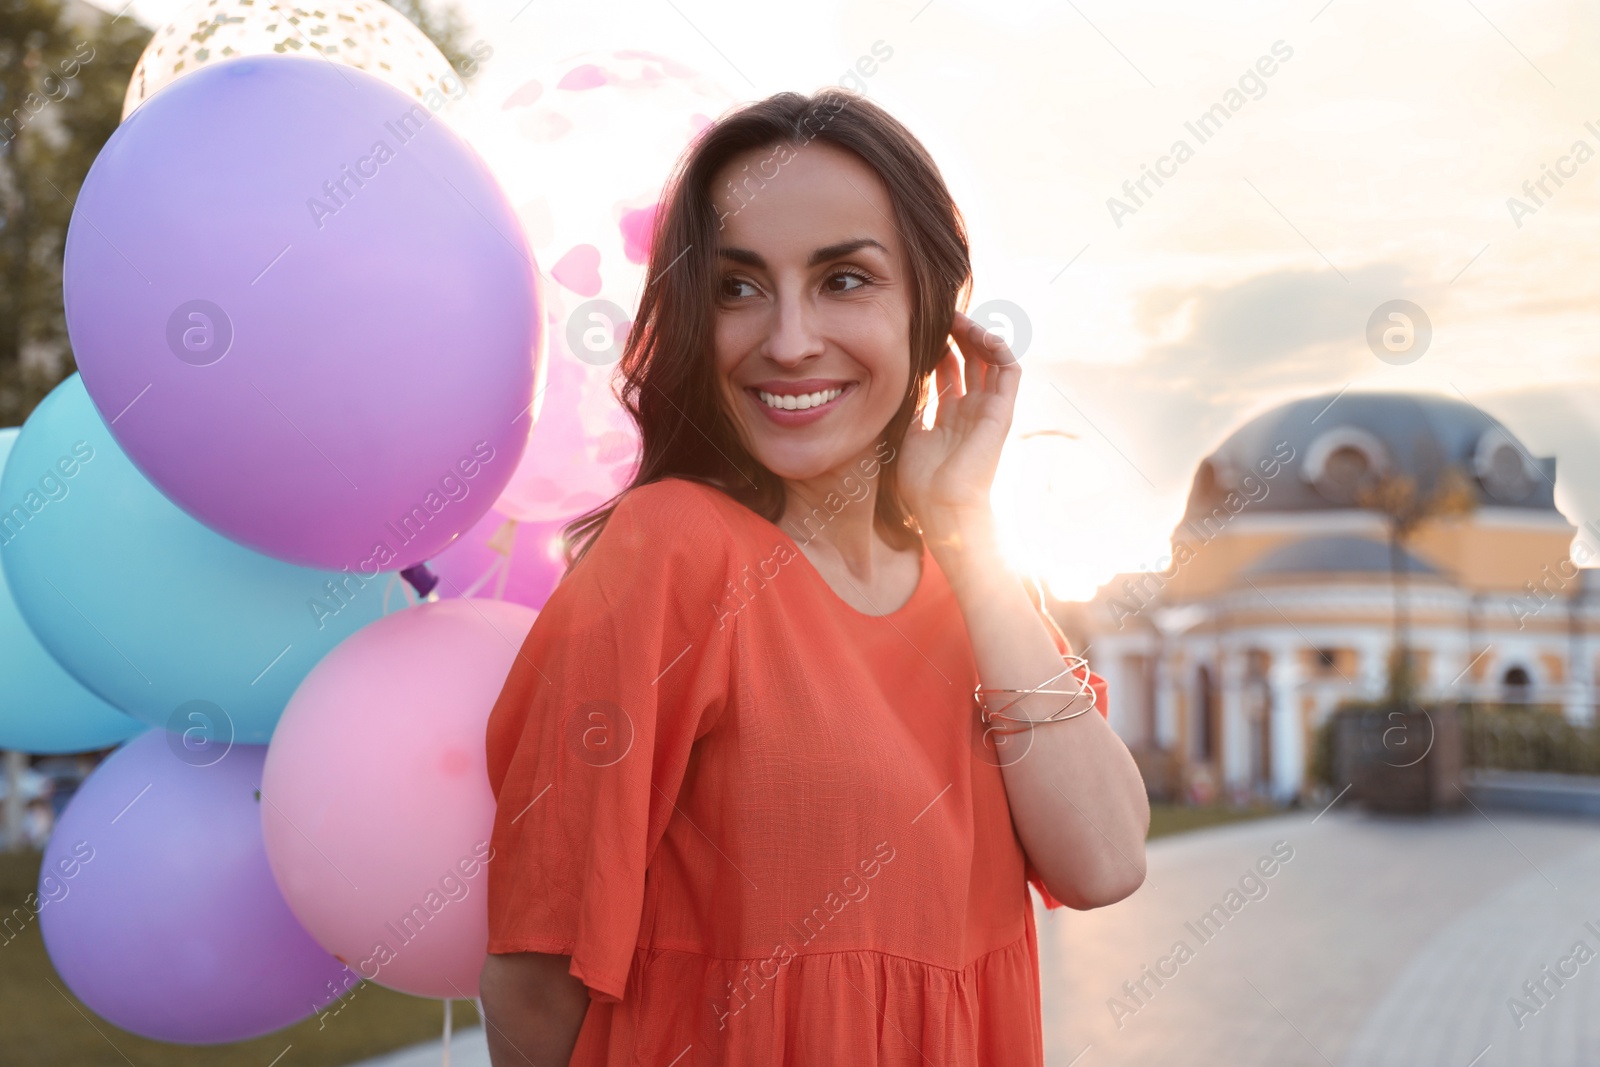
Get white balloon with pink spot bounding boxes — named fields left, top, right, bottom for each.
left=471, top=51, right=739, bottom=523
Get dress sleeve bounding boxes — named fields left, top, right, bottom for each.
left=1026, top=610, right=1111, bottom=912
left=483, top=481, right=734, bottom=1002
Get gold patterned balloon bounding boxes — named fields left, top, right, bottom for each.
left=122, top=0, right=466, bottom=121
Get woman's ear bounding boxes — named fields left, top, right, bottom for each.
left=932, top=343, right=960, bottom=396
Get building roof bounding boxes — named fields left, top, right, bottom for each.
left=1184, top=391, right=1558, bottom=522
left=1241, top=535, right=1441, bottom=578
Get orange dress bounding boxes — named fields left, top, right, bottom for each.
left=484, top=477, right=1107, bottom=1065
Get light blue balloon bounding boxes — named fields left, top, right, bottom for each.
left=0, top=427, right=144, bottom=753
left=0, top=376, right=415, bottom=744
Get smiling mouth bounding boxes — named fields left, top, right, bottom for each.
left=754, top=386, right=847, bottom=411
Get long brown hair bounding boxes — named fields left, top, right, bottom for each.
left=561, top=88, right=973, bottom=566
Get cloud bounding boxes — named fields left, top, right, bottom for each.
left=1038, top=264, right=1429, bottom=489
left=1135, top=263, right=1421, bottom=385
left=1036, top=263, right=1452, bottom=499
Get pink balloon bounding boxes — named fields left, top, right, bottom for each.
left=619, top=202, right=657, bottom=264
left=475, top=50, right=730, bottom=526
left=493, top=308, right=640, bottom=523
left=427, top=507, right=567, bottom=610
left=550, top=243, right=602, bottom=296
left=260, top=599, right=537, bottom=998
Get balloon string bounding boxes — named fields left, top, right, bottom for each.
left=382, top=573, right=418, bottom=615
left=493, top=531, right=516, bottom=600
left=459, top=558, right=503, bottom=600
left=460, top=520, right=520, bottom=600
left=441, top=998, right=452, bottom=1067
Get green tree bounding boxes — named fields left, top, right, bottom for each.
left=1356, top=463, right=1478, bottom=708
left=383, top=0, right=472, bottom=73
left=0, top=0, right=471, bottom=429
left=0, top=0, right=150, bottom=427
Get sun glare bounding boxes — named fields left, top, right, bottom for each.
left=990, top=430, right=1176, bottom=603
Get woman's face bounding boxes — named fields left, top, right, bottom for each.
left=711, top=140, right=913, bottom=484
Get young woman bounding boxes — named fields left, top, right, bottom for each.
left=479, top=88, right=1149, bottom=1066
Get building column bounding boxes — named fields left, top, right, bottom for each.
left=1219, top=646, right=1248, bottom=791
left=1152, top=646, right=1177, bottom=748
left=1269, top=643, right=1304, bottom=801
left=1565, top=597, right=1593, bottom=724
left=1360, top=636, right=1387, bottom=704
left=1153, top=644, right=1179, bottom=751
left=1096, top=648, right=1130, bottom=741
left=1570, top=624, right=1596, bottom=726
left=1437, top=632, right=1475, bottom=704
left=2, top=750, right=27, bottom=852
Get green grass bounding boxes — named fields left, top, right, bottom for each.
left=0, top=849, right=478, bottom=1067
left=1147, top=802, right=1283, bottom=840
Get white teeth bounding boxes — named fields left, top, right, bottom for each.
left=757, top=387, right=844, bottom=411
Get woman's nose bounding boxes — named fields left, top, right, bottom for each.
left=761, top=291, right=825, bottom=366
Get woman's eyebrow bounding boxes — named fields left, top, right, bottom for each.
left=806, top=238, right=887, bottom=266
left=716, top=238, right=889, bottom=270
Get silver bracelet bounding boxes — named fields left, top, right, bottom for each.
left=974, top=656, right=1099, bottom=736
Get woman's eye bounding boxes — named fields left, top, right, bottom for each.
left=722, top=277, right=757, bottom=300
left=826, top=270, right=871, bottom=293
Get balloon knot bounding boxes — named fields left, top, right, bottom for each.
left=400, top=563, right=439, bottom=599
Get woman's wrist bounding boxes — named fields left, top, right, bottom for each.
left=921, top=506, right=1012, bottom=600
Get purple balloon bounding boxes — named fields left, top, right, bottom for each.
left=63, top=55, right=541, bottom=573
left=38, top=731, right=354, bottom=1044
left=428, top=506, right=566, bottom=610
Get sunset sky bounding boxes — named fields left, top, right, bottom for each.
left=94, top=0, right=1600, bottom=599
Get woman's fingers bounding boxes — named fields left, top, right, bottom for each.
left=951, top=310, right=1018, bottom=370
left=989, top=350, right=1022, bottom=401
left=937, top=310, right=1026, bottom=437
left=961, top=320, right=986, bottom=397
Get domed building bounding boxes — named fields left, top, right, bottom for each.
left=1082, top=390, right=1600, bottom=803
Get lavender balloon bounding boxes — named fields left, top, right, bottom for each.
left=38, top=731, right=354, bottom=1043
left=63, top=54, right=541, bottom=573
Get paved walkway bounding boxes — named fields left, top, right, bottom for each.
left=1037, top=808, right=1600, bottom=1067
left=349, top=1027, right=487, bottom=1067
left=355, top=808, right=1600, bottom=1066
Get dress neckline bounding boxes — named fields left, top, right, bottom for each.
left=691, top=479, right=935, bottom=621
left=776, top=529, right=933, bottom=621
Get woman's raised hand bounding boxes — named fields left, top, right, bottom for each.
left=898, top=309, right=1021, bottom=547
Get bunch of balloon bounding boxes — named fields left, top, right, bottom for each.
left=5, top=385, right=395, bottom=1041
left=15, top=4, right=544, bottom=1037
left=3, top=377, right=415, bottom=1042
left=472, top=50, right=738, bottom=524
